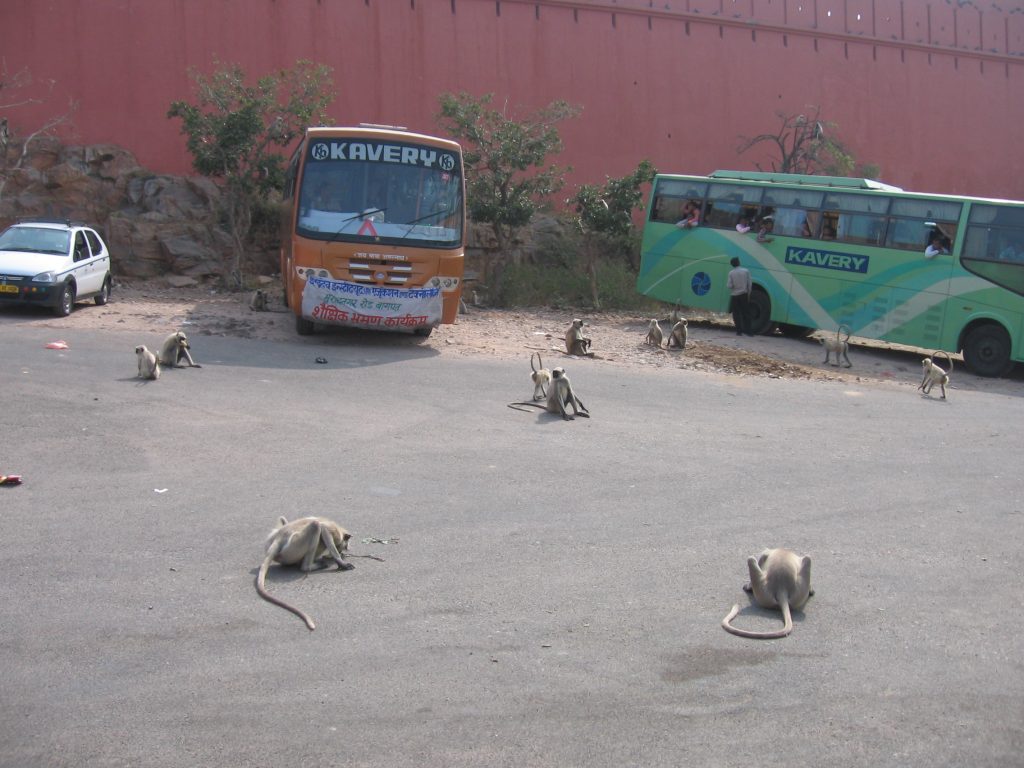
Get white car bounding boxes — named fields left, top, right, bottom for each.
left=0, top=220, right=113, bottom=316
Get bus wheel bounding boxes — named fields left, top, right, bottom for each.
left=963, top=323, right=1012, bottom=377
left=776, top=323, right=815, bottom=338
left=747, top=289, right=773, bottom=335
left=296, top=315, right=315, bottom=336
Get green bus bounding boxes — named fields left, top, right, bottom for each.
left=637, top=170, right=1024, bottom=376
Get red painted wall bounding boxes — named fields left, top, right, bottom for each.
left=3, top=0, right=1023, bottom=198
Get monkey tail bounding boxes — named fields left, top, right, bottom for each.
left=507, top=402, right=546, bottom=413
left=530, top=353, right=539, bottom=374
left=837, top=324, right=852, bottom=344
left=931, top=349, right=953, bottom=375
left=720, top=599, right=794, bottom=639
left=255, top=557, right=316, bottom=631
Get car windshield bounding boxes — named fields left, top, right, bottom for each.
left=0, top=227, right=71, bottom=256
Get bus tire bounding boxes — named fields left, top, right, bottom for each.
left=962, top=323, right=1013, bottom=377
left=747, top=288, right=773, bottom=336
left=296, top=315, right=315, bottom=336
left=776, top=322, right=815, bottom=338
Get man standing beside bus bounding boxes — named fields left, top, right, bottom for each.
left=727, top=256, right=753, bottom=336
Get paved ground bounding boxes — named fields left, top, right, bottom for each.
left=0, top=320, right=1021, bottom=767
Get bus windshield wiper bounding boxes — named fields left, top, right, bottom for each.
left=325, top=208, right=387, bottom=244
left=398, top=209, right=451, bottom=239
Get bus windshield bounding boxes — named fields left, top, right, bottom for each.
left=296, top=141, right=463, bottom=249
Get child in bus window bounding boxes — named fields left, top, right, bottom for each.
left=736, top=218, right=751, bottom=233
left=676, top=201, right=700, bottom=229
left=925, top=230, right=948, bottom=259
left=756, top=216, right=774, bottom=243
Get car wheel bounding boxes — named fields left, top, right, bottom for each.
left=94, top=277, right=111, bottom=306
left=747, top=288, right=773, bottom=335
left=296, top=315, right=315, bottom=336
left=414, top=326, right=433, bottom=338
left=962, top=323, right=1012, bottom=377
left=53, top=282, right=75, bottom=317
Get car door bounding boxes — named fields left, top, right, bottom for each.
left=71, top=230, right=99, bottom=296
left=84, top=229, right=110, bottom=293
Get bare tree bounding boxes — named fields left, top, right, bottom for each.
left=737, top=105, right=857, bottom=176
left=0, top=64, right=77, bottom=203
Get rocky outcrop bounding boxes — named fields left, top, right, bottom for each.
left=0, top=136, right=274, bottom=281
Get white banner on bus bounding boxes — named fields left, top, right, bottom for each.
left=300, top=275, right=442, bottom=330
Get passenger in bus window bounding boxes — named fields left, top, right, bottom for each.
left=998, top=238, right=1020, bottom=261
left=676, top=201, right=700, bottom=229
left=925, top=230, right=948, bottom=259
left=756, top=216, right=774, bottom=243
left=822, top=223, right=837, bottom=240
left=736, top=218, right=751, bottom=234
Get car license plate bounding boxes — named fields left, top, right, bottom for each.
left=0, top=284, right=18, bottom=294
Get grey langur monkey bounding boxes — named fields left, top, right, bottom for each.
left=256, top=516, right=354, bottom=630
left=565, top=318, right=592, bottom=356
left=249, top=289, right=268, bottom=311
left=721, top=548, right=813, bottom=639
left=508, top=366, right=590, bottom=421
left=645, top=319, right=664, bottom=347
left=135, top=345, right=159, bottom=380
left=820, top=324, right=852, bottom=367
left=530, top=352, right=551, bottom=400
left=919, top=355, right=951, bottom=399
left=158, top=331, right=201, bottom=368
left=667, top=318, right=688, bottom=349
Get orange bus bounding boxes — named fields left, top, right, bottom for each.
left=280, top=125, right=465, bottom=336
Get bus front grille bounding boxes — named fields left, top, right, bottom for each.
left=345, top=260, right=415, bottom=285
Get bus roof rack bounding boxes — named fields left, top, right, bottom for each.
left=709, top=170, right=903, bottom=192
left=358, top=122, right=409, bottom=131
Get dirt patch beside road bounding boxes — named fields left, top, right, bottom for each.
left=5, top=279, right=1021, bottom=397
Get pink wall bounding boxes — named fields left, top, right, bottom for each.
left=3, top=0, right=1023, bottom=198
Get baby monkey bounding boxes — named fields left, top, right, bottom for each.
left=135, top=345, right=159, bottom=380
left=530, top=352, right=552, bottom=400
left=667, top=318, right=688, bottom=350
left=256, top=515, right=354, bottom=630
left=508, top=367, right=590, bottom=421
left=919, top=355, right=951, bottom=399
left=645, top=319, right=664, bottom=347
left=565, top=318, right=592, bottom=356
left=820, top=324, right=852, bottom=367
left=158, top=331, right=201, bottom=369
left=722, top=547, right=813, bottom=639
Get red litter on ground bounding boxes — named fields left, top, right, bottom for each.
left=1, top=475, right=23, bottom=486
left=45, top=341, right=69, bottom=350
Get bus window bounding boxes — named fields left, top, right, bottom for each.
left=820, top=192, right=888, bottom=246
left=761, top=189, right=823, bottom=238
left=703, top=182, right=762, bottom=229
left=885, top=198, right=961, bottom=252
left=650, top=179, right=707, bottom=223
left=965, top=205, right=1024, bottom=262
left=962, top=204, right=1024, bottom=296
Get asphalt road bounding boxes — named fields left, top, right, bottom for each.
left=1, top=323, right=1021, bottom=767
